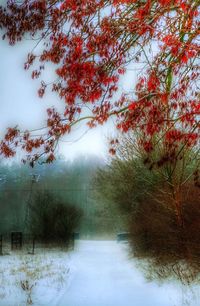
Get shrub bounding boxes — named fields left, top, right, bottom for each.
left=29, top=191, right=82, bottom=244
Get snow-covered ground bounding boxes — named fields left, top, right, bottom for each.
left=0, top=240, right=199, bottom=306
left=0, top=248, right=73, bottom=306
left=56, top=240, right=199, bottom=306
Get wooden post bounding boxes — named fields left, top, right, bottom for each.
left=0, top=235, right=2, bottom=255
left=11, top=232, right=23, bottom=250
left=32, top=236, right=35, bottom=254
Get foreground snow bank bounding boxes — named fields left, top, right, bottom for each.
left=0, top=248, right=73, bottom=306
left=1, top=241, right=200, bottom=306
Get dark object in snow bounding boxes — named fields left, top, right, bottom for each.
left=28, top=236, right=36, bottom=255
left=117, top=232, right=130, bottom=242
left=69, top=232, right=80, bottom=250
left=11, top=231, right=23, bottom=250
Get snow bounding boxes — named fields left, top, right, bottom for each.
left=56, top=240, right=200, bottom=306
left=0, top=240, right=199, bottom=306
left=0, top=248, right=73, bottom=306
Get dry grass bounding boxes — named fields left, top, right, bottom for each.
left=0, top=248, right=71, bottom=305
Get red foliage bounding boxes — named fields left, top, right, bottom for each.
left=0, top=0, right=199, bottom=164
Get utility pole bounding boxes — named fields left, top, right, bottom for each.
left=24, top=174, right=40, bottom=233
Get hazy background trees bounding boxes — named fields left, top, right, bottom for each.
left=0, top=155, right=125, bottom=238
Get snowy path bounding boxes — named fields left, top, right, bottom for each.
left=56, top=240, right=184, bottom=306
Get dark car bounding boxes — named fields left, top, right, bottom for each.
left=117, top=232, right=130, bottom=242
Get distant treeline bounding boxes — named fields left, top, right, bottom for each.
left=0, top=155, right=125, bottom=238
